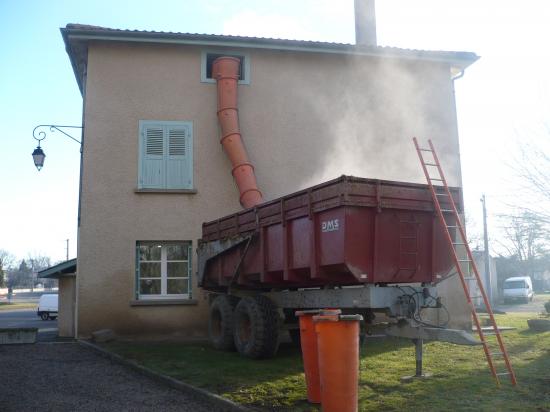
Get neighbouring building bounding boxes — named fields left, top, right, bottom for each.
left=470, top=250, right=498, bottom=306
left=38, top=259, right=77, bottom=337
left=59, top=4, right=478, bottom=339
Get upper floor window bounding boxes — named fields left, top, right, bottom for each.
left=138, top=120, right=193, bottom=190
left=201, top=50, right=250, bottom=85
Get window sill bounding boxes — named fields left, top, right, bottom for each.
left=201, top=78, right=250, bottom=86
left=130, top=299, right=198, bottom=306
left=134, top=188, right=197, bottom=194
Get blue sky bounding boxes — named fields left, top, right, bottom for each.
left=1, top=0, right=549, bottom=262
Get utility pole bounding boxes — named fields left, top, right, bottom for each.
left=65, top=239, right=69, bottom=261
left=481, top=195, right=492, bottom=305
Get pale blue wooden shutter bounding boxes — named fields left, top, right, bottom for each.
left=139, top=124, right=165, bottom=188
left=187, top=242, right=193, bottom=299
left=167, top=123, right=193, bottom=189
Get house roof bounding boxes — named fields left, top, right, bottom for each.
left=38, top=258, right=77, bottom=279
left=61, top=24, right=479, bottom=94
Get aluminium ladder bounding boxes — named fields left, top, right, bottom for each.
left=413, top=137, right=517, bottom=386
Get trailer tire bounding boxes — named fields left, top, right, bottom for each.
left=209, top=295, right=239, bottom=351
left=234, top=295, right=279, bottom=359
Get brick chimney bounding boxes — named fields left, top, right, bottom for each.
left=354, top=0, right=377, bottom=46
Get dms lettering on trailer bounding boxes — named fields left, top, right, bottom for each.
left=321, top=219, right=340, bottom=233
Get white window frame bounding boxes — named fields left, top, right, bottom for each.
left=200, top=49, right=251, bottom=85
left=136, top=241, right=192, bottom=300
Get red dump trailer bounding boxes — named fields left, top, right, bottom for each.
left=198, top=176, right=474, bottom=359
left=199, top=175, right=461, bottom=290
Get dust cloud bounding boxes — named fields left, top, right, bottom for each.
left=298, top=54, right=463, bottom=189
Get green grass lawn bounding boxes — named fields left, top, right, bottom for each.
left=0, top=302, right=37, bottom=311
left=535, top=293, right=550, bottom=305
left=104, top=313, right=550, bottom=411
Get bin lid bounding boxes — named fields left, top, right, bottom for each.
left=313, top=313, right=363, bottom=322
left=339, top=314, right=364, bottom=322
left=295, top=309, right=342, bottom=317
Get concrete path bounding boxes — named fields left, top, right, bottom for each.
left=0, top=342, right=212, bottom=412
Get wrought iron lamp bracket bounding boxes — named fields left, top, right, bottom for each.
left=32, top=125, right=82, bottom=146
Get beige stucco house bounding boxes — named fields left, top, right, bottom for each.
left=60, top=19, right=477, bottom=339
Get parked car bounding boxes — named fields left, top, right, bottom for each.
left=37, top=294, right=58, bottom=320
left=503, top=276, right=534, bottom=304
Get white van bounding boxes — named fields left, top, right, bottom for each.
left=503, top=276, right=534, bottom=303
left=37, top=294, right=58, bottom=320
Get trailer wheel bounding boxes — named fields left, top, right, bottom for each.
left=234, top=295, right=279, bottom=359
left=209, top=295, right=239, bottom=351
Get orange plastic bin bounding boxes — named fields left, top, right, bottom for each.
left=314, top=313, right=363, bottom=412
left=295, top=309, right=341, bottom=404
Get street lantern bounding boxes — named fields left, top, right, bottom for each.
left=32, top=145, right=46, bottom=171
left=31, top=125, right=82, bottom=171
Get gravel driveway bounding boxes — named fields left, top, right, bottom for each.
left=0, top=342, right=212, bottom=412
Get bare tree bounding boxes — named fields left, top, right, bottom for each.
left=509, top=124, right=550, bottom=223
left=0, top=250, right=15, bottom=270
left=496, top=211, right=549, bottom=279
left=0, top=250, right=16, bottom=288
left=27, top=254, right=52, bottom=291
left=27, top=254, right=51, bottom=272
left=464, top=212, right=484, bottom=251
left=502, top=212, right=547, bottom=258
left=9, top=260, right=33, bottom=289
left=497, top=127, right=550, bottom=287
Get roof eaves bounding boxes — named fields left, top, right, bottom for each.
left=62, top=26, right=479, bottom=62
left=38, top=258, right=77, bottom=279
left=61, top=27, right=87, bottom=95
left=61, top=25, right=479, bottom=90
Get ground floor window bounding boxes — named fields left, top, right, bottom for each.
left=136, top=241, right=192, bottom=299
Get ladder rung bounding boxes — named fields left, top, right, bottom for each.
left=430, top=178, right=444, bottom=181
left=458, top=259, right=471, bottom=262
left=496, top=372, right=511, bottom=376
left=425, top=163, right=438, bottom=166
left=419, top=148, right=433, bottom=152
left=441, top=209, right=454, bottom=213
left=436, top=193, right=448, bottom=196
left=453, top=242, right=466, bottom=245
left=491, top=352, right=504, bottom=357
